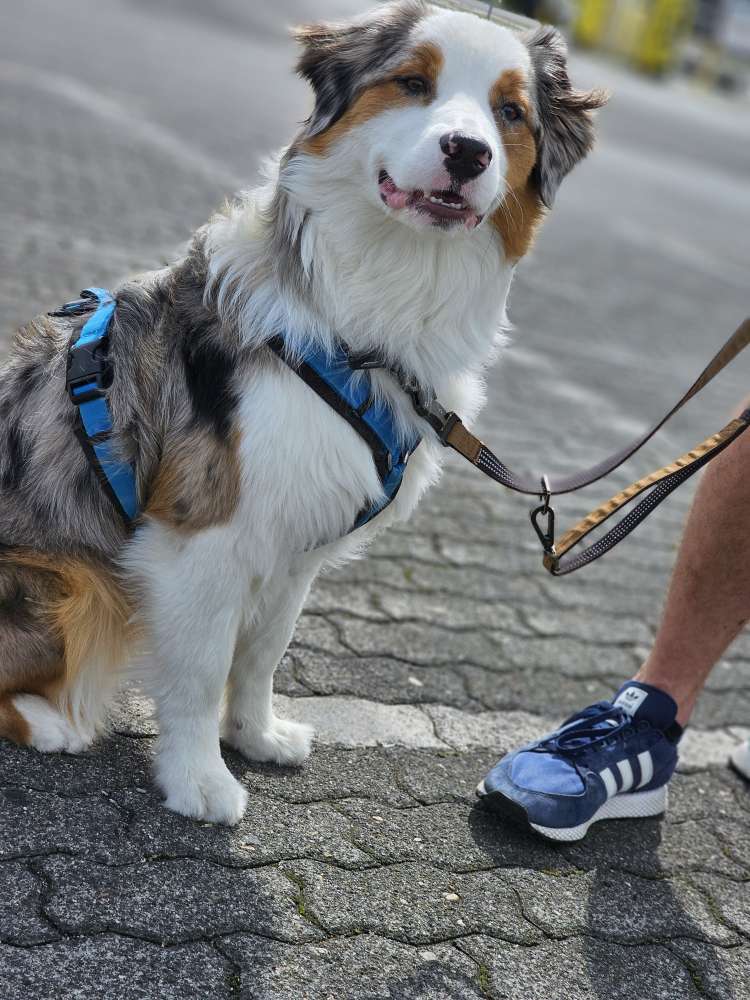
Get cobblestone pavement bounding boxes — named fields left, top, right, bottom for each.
left=1, top=2, right=749, bottom=998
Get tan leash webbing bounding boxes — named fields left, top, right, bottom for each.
left=422, top=317, right=750, bottom=574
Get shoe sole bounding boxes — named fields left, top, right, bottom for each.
left=476, top=779, right=668, bottom=842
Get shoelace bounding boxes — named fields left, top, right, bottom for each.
left=537, top=706, right=642, bottom=758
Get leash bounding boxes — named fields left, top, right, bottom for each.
left=369, top=317, right=750, bottom=576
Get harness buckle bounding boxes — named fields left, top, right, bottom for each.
left=531, top=475, right=556, bottom=555
left=66, top=335, right=111, bottom=405
left=347, top=353, right=459, bottom=445
left=402, top=377, right=460, bottom=444
left=348, top=351, right=383, bottom=371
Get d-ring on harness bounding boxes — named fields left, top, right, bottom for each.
left=382, top=317, right=750, bottom=576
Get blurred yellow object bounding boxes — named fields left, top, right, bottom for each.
left=607, top=0, right=648, bottom=57
left=575, top=0, right=694, bottom=75
left=574, top=0, right=612, bottom=46
left=636, top=0, right=694, bottom=73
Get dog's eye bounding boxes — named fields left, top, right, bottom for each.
left=397, top=75, right=431, bottom=98
left=500, top=102, right=523, bottom=123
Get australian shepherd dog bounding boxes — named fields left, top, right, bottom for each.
left=0, top=2, right=604, bottom=823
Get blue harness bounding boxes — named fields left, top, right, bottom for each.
left=57, top=289, right=420, bottom=533
left=57, top=287, right=138, bottom=526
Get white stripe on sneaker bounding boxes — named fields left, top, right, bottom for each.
left=599, top=766, right=618, bottom=798
left=617, top=759, right=634, bottom=792
left=636, top=750, right=653, bottom=788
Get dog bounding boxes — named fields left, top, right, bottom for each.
left=0, top=1, right=604, bottom=824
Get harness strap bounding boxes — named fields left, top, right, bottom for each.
left=58, top=288, right=138, bottom=528
left=266, top=334, right=420, bottom=531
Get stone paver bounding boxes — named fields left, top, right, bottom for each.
left=280, top=860, right=542, bottom=944
left=0, top=936, right=234, bottom=1000
left=1, top=2, right=749, bottom=998
left=219, top=933, right=484, bottom=1000
left=458, top=936, right=701, bottom=1000
left=40, top=855, right=323, bottom=944
left=0, top=862, right=58, bottom=946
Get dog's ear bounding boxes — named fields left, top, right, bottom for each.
left=526, top=27, right=607, bottom=207
left=293, top=20, right=362, bottom=137
left=293, top=1, right=427, bottom=139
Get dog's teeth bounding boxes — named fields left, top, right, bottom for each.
left=428, top=195, right=466, bottom=210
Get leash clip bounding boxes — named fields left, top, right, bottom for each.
left=531, top=475, right=556, bottom=555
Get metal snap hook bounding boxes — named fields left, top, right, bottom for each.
left=531, top=475, right=555, bottom=554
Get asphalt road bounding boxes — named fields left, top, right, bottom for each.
left=1, top=2, right=749, bottom=998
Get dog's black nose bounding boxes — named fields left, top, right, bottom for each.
left=440, top=132, right=492, bottom=182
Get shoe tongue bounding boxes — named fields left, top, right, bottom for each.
left=612, top=681, right=677, bottom=729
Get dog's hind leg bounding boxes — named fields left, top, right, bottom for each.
left=0, top=561, right=81, bottom=753
left=0, top=554, right=129, bottom=754
left=223, top=567, right=315, bottom=767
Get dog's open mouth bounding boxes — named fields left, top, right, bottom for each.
left=378, top=170, right=482, bottom=230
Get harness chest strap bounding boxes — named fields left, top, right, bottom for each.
left=59, top=293, right=419, bottom=536
left=265, top=334, right=421, bottom=531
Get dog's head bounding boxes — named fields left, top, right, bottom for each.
left=291, top=1, right=606, bottom=249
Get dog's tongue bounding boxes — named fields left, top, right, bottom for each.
left=379, top=174, right=411, bottom=211
left=612, top=681, right=678, bottom=730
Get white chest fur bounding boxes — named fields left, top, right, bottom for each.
left=206, top=173, right=515, bottom=578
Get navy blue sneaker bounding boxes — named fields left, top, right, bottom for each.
left=477, top=681, right=683, bottom=842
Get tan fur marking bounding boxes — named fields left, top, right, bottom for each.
left=302, top=42, right=444, bottom=156
left=492, top=183, right=546, bottom=262
left=0, top=551, right=132, bottom=740
left=2, top=550, right=132, bottom=690
left=146, top=428, right=241, bottom=533
left=490, top=69, right=545, bottom=261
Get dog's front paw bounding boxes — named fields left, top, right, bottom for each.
left=224, top=716, right=314, bottom=766
left=156, top=756, right=248, bottom=826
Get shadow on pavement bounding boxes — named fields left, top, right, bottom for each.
left=468, top=800, right=737, bottom=999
